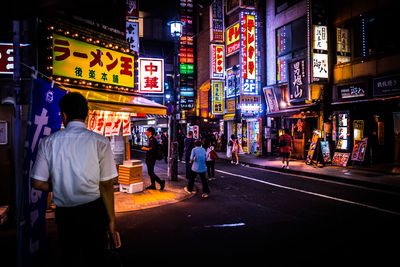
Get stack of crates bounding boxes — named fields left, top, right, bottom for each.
left=118, top=160, right=143, bottom=193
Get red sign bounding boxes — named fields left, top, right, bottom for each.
left=139, top=58, right=164, bottom=93
left=0, top=43, right=28, bottom=74
left=210, top=44, right=224, bottom=79
left=226, top=22, right=240, bottom=56
left=126, top=0, right=139, bottom=18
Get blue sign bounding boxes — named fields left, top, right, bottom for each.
left=23, top=78, right=65, bottom=263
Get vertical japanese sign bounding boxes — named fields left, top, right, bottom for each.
left=225, top=67, right=239, bottom=98
left=210, top=0, right=224, bottom=42
left=25, top=78, right=65, bottom=260
left=289, top=58, right=308, bottom=102
left=126, top=21, right=139, bottom=53
left=240, top=12, right=258, bottom=95
left=52, top=34, right=135, bottom=88
left=226, top=22, right=240, bottom=56
left=312, top=25, right=328, bottom=79
left=211, top=80, right=224, bottom=114
left=138, top=58, right=164, bottom=93
left=210, top=44, right=224, bottom=79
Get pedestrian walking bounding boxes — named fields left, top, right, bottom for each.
left=31, top=92, right=117, bottom=267
left=184, top=140, right=210, bottom=198
left=142, top=127, right=166, bottom=190
left=177, top=129, right=185, bottom=161
left=231, top=135, right=239, bottom=165
left=279, top=128, right=293, bottom=169
left=205, top=141, right=218, bottom=181
left=184, top=131, right=195, bottom=179
left=161, top=130, right=168, bottom=163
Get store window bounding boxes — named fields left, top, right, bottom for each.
left=275, top=0, right=301, bottom=14
left=276, top=16, right=306, bottom=84
left=339, top=2, right=400, bottom=62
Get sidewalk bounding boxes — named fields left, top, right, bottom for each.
left=114, top=163, right=193, bottom=213
left=217, top=151, right=400, bottom=191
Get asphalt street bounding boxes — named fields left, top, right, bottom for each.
left=41, top=153, right=400, bottom=266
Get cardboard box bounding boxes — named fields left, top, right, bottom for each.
left=123, top=160, right=142, bottom=166
left=119, top=182, right=143, bottom=194
left=118, top=164, right=143, bottom=184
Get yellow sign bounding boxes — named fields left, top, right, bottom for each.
left=52, top=34, right=135, bottom=88
left=211, top=80, right=224, bottom=114
left=226, top=22, right=240, bottom=56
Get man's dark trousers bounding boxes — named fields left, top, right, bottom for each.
left=146, top=159, right=162, bottom=186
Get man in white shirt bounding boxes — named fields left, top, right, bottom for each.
left=31, top=92, right=118, bottom=266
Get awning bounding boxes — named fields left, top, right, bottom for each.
left=199, top=80, right=211, bottom=91
left=223, top=113, right=235, bottom=120
left=68, top=88, right=167, bottom=115
left=266, top=103, right=319, bottom=117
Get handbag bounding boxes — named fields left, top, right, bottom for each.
left=210, top=149, right=219, bottom=160
left=104, top=231, right=123, bottom=267
left=226, top=146, right=232, bottom=158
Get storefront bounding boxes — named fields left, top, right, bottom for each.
left=331, top=75, right=400, bottom=166
left=44, top=19, right=167, bottom=162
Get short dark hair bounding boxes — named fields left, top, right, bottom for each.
left=188, top=131, right=193, bottom=137
left=147, top=127, right=156, bottom=135
left=194, top=140, right=202, bottom=147
left=231, top=134, right=236, bottom=139
left=59, top=92, right=88, bottom=121
left=284, top=128, right=289, bottom=134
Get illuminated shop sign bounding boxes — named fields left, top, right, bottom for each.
left=240, top=95, right=260, bottom=114
left=210, top=0, right=224, bottom=42
left=0, top=43, right=29, bottom=74
left=289, top=58, right=308, bottom=103
left=313, top=53, right=328, bottom=79
left=52, top=34, right=135, bottom=88
left=211, top=80, right=225, bottom=114
left=337, top=82, right=366, bottom=99
left=180, top=63, right=194, bottom=74
left=312, top=25, right=329, bottom=80
left=226, top=22, right=240, bottom=56
left=210, top=44, right=225, bottom=79
left=138, top=58, right=164, bottom=94
left=313, top=25, right=327, bottom=50
left=240, top=12, right=258, bottom=95
left=225, top=67, right=240, bottom=98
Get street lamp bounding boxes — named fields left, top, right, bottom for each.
left=232, top=65, right=239, bottom=138
left=168, top=20, right=184, bottom=181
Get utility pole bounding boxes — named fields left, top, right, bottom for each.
left=167, top=20, right=184, bottom=181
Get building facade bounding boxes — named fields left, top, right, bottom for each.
left=263, top=0, right=400, bottom=167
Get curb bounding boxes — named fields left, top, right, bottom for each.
left=220, top=157, right=400, bottom=193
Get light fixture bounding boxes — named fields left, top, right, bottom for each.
left=168, top=20, right=185, bottom=38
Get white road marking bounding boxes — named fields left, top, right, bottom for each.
left=216, top=169, right=400, bottom=216
left=204, top=223, right=246, bottom=228
left=244, top=165, right=400, bottom=196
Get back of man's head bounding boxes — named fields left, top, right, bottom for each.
left=59, top=92, right=88, bottom=121
left=188, top=131, right=193, bottom=137
left=147, top=127, right=156, bottom=135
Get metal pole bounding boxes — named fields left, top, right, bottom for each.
left=234, top=70, right=238, bottom=138
left=170, top=38, right=179, bottom=181
left=13, top=20, right=25, bottom=267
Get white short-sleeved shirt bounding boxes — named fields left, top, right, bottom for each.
left=31, top=121, right=118, bottom=207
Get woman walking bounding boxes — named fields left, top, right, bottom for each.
left=205, top=141, right=217, bottom=181
left=231, top=135, right=239, bottom=165
left=184, top=140, right=210, bottom=198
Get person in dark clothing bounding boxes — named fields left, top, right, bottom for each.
left=177, top=129, right=185, bottom=161
left=161, top=130, right=168, bottom=163
left=184, top=131, right=195, bottom=179
left=142, top=127, right=165, bottom=190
